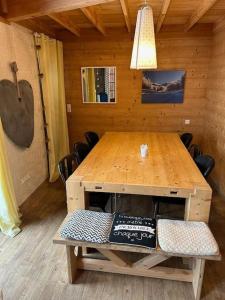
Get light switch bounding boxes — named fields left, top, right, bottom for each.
left=67, top=104, right=72, bottom=113
left=184, top=119, right=190, bottom=125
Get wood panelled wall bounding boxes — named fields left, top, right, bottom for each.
left=203, top=21, right=225, bottom=195
left=62, top=25, right=212, bottom=147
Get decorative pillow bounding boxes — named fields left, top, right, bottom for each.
left=60, top=209, right=113, bottom=243
left=158, top=219, right=219, bottom=256
left=108, top=213, right=156, bottom=249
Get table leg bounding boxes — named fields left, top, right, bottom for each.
left=184, top=189, right=212, bottom=222
left=66, top=178, right=86, bottom=212
left=192, top=258, right=205, bottom=300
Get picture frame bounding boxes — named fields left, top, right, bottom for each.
left=81, top=66, right=117, bottom=104
left=142, top=70, right=186, bottom=104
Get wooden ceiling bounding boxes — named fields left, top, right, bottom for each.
left=1, top=0, right=225, bottom=37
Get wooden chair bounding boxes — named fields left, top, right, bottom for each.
left=180, top=132, right=193, bottom=148
left=84, top=131, right=99, bottom=150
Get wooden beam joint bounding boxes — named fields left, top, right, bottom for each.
left=81, top=6, right=106, bottom=36
left=48, top=13, right=80, bottom=37
left=18, top=18, right=56, bottom=38
left=184, top=0, right=218, bottom=32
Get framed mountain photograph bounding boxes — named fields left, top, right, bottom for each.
left=142, top=70, right=186, bottom=104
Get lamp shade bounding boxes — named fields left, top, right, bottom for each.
left=130, top=5, right=157, bottom=69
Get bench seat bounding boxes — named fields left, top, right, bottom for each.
left=53, top=213, right=221, bottom=300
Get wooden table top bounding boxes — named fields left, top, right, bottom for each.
left=71, top=132, right=210, bottom=192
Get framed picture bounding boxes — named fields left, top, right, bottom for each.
left=142, top=70, right=185, bottom=104
left=81, top=67, right=116, bottom=103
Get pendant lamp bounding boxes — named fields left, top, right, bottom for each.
left=130, top=4, right=157, bottom=69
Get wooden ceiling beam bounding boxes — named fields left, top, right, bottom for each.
left=0, top=0, right=8, bottom=14
left=48, top=13, right=80, bottom=37
left=156, top=0, right=171, bottom=33
left=5, top=0, right=114, bottom=22
left=18, top=19, right=56, bottom=37
left=0, top=0, right=9, bottom=22
left=81, top=6, right=106, bottom=36
left=119, top=0, right=131, bottom=33
left=184, top=0, right=218, bottom=32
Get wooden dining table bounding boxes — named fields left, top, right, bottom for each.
left=66, top=132, right=212, bottom=222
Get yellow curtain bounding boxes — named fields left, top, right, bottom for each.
left=0, top=120, right=21, bottom=237
left=35, top=34, right=69, bottom=182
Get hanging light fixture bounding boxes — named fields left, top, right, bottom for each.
left=130, top=4, right=157, bottom=69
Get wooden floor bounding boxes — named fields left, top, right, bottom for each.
left=0, top=180, right=224, bottom=300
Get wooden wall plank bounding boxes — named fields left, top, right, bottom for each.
left=62, top=26, right=212, bottom=148
left=202, top=20, right=225, bottom=195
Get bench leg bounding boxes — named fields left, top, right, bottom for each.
left=192, top=258, right=205, bottom=300
left=66, top=245, right=80, bottom=284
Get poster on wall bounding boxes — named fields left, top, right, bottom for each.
left=142, top=70, right=185, bottom=104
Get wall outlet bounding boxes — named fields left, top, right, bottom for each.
left=184, top=119, right=190, bottom=125
left=67, top=104, right=72, bottom=113
left=21, top=174, right=31, bottom=184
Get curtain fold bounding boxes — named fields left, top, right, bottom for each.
left=0, top=120, right=21, bottom=237
left=35, top=34, right=69, bottom=182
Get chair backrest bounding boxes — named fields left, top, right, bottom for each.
left=189, top=144, right=202, bottom=159
left=180, top=132, right=193, bottom=148
left=58, top=154, right=77, bottom=185
left=194, top=155, right=215, bottom=179
left=73, top=142, right=90, bottom=165
left=85, top=131, right=99, bottom=150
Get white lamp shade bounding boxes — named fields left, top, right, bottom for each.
left=130, top=5, right=157, bottom=69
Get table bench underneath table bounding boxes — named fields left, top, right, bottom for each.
left=53, top=216, right=220, bottom=300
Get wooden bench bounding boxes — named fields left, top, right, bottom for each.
left=53, top=214, right=221, bottom=300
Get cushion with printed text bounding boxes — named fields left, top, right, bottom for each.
left=108, top=213, right=156, bottom=249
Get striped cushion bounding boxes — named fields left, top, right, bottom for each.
left=60, top=209, right=113, bottom=244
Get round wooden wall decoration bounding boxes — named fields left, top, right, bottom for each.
left=0, top=79, right=34, bottom=148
